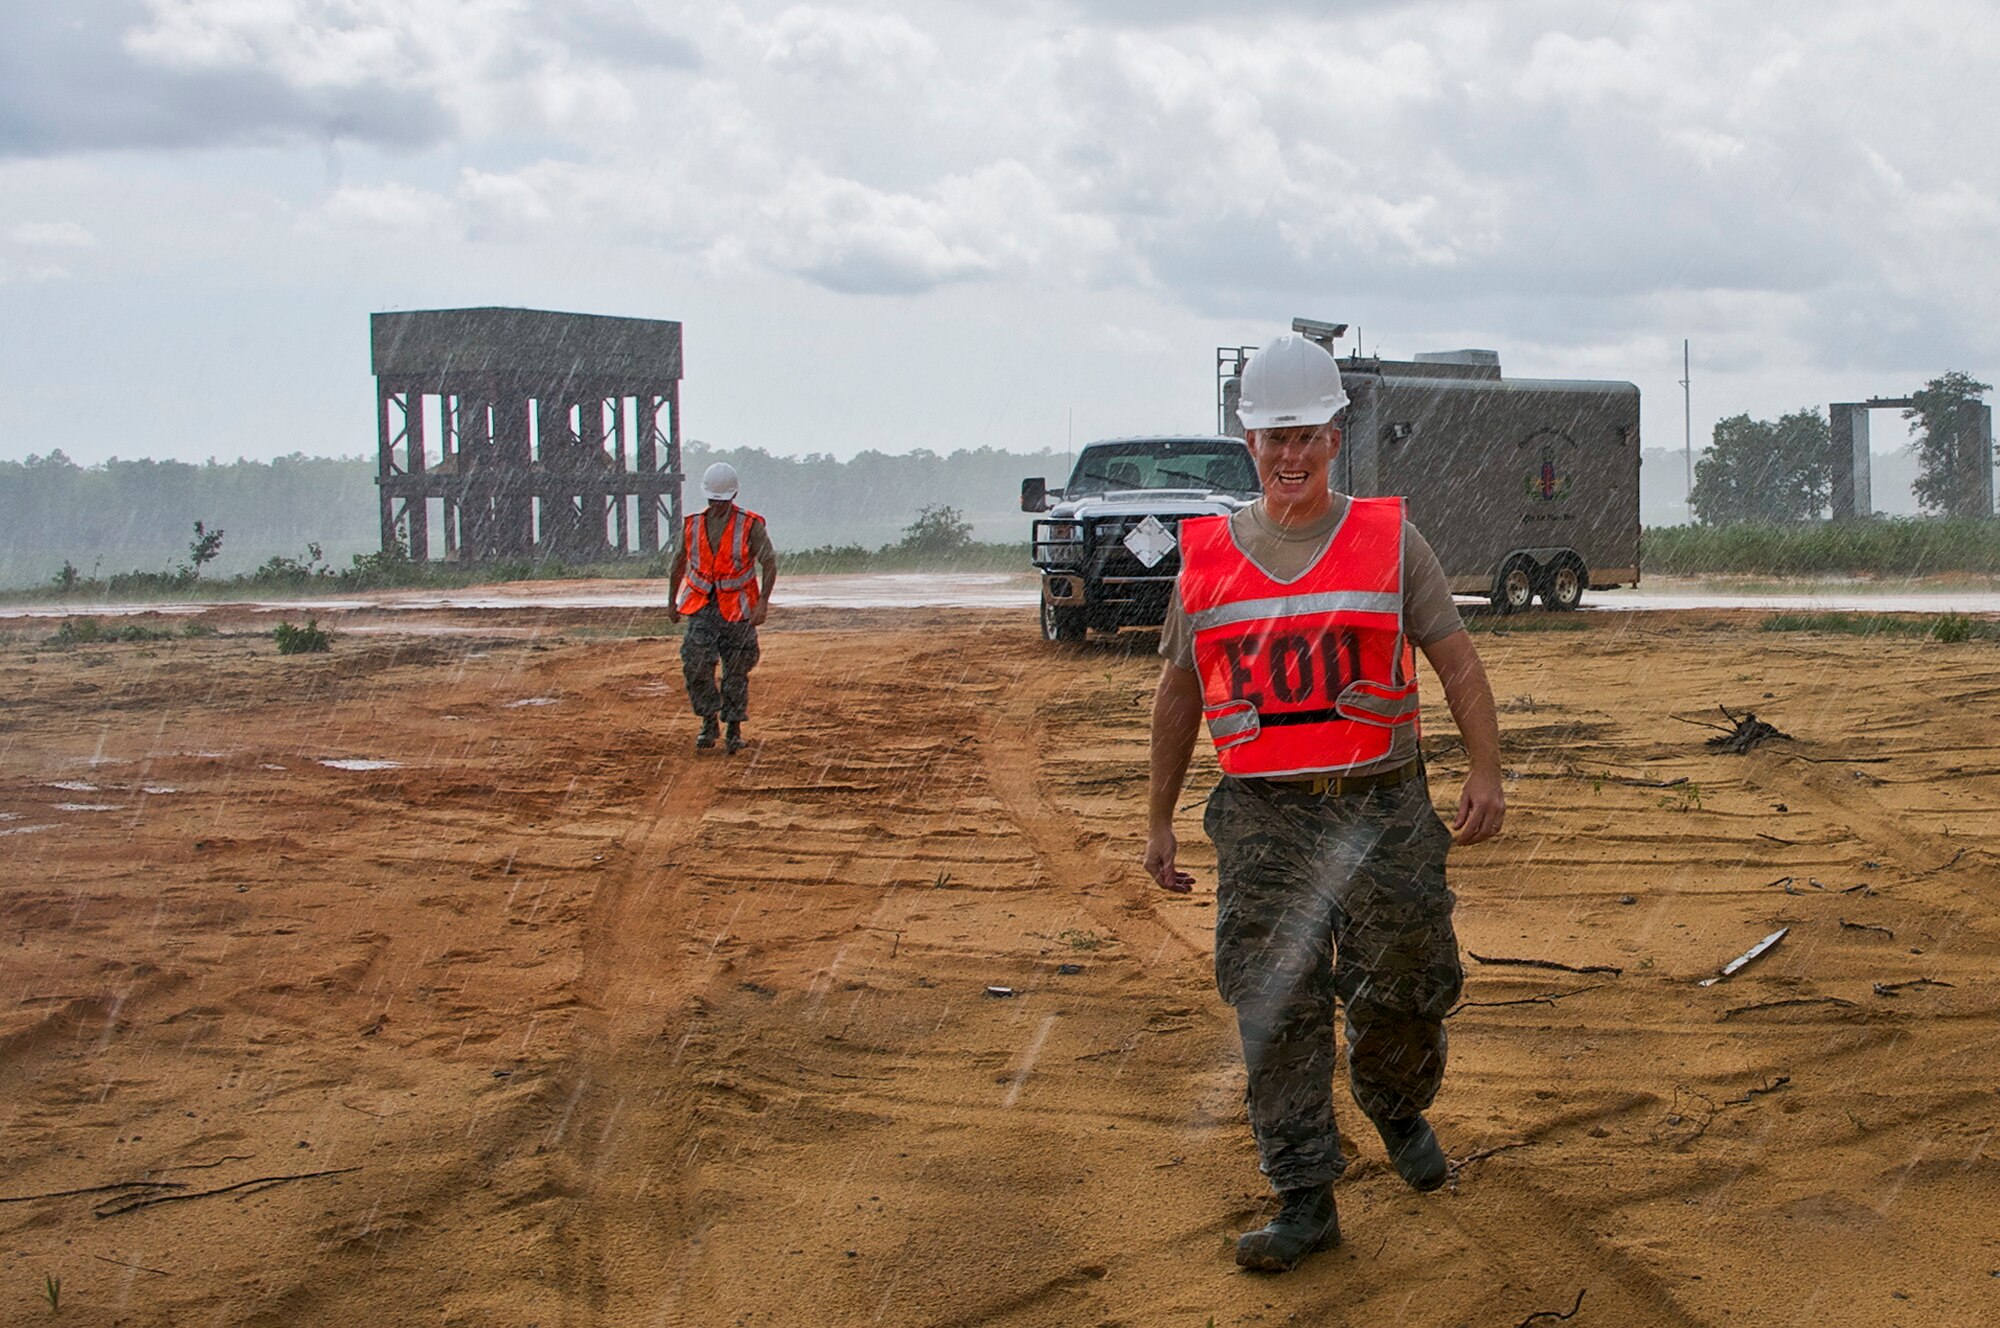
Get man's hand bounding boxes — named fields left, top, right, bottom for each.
left=1420, top=629, right=1505, bottom=846
left=1143, top=824, right=1195, bottom=893
left=1145, top=663, right=1204, bottom=893
left=749, top=603, right=769, bottom=627
left=666, top=606, right=681, bottom=624
left=1451, top=766, right=1505, bottom=845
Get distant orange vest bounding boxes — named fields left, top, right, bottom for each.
left=678, top=506, right=763, bottom=622
left=1179, top=498, right=1419, bottom=777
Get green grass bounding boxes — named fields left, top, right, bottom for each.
left=42, top=616, right=180, bottom=646
left=3, top=542, right=1029, bottom=602
left=273, top=618, right=333, bottom=654
left=1644, top=519, right=2000, bottom=576
left=1760, top=611, right=1999, bottom=642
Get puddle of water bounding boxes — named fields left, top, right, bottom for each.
left=140, top=785, right=178, bottom=795
left=17, top=573, right=1990, bottom=623
left=0, top=824, right=57, bottom=837
left=317, top=759, right=405, bottom=771
left=48, top=780, right=99, bottom=792
left=260, top=763, right=287, bottom=771
left=503, top=697, right=561, bottom=708
left=0, top=811, right=19, bottom=821
left=54, top=803, right=123, bottom=813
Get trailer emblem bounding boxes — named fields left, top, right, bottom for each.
left=1526, top=445, right=1572, bottom=502
left=1123, top=515, right=1177, bottom=568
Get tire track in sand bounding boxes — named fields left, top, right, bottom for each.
left=982, top=647, right=1210, bottom=968
left=533, top=651, right=815, bottom=1327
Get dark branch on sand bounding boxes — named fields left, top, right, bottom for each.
left=1448, top=983, right=1612, bottom=1017
left=94, top=1167, right=360, bottom=1218
left=1468, top=952, right=1622, bottom=976
left=1517, top=1288, right=1587, bottom=1327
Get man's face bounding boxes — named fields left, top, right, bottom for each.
left=1245, top=423, right=1341, bottom=503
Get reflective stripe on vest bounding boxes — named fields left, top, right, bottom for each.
left=678, top=506, right=764, bottom=621
left=1180, top=498, right=1419, bottom=778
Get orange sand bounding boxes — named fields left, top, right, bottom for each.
left=2, top=603, right=1997, bottom=1326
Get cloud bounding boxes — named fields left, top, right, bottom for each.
left=0, top=0, right=703, bottom=157
left=534, top=0, right=702, bottom=71
left=315, top=182, right=459, bottom=236
left=1054, top=0, right=1438, bottom=24
left=8, top=220, right=97, bottom=247
left=5, top=0, right=1996, bottom=468
left=0, top=0, right=455, bottom=155
left=756, top=5, right=938, bottom=79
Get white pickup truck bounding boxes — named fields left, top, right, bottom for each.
left=1021, top=435, right=1258, bottom=642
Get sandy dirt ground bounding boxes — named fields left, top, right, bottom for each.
left=2, top=600, right=1998, bottom=1327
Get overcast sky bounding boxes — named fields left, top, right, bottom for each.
left=2, top=0, right=1993, bottom=487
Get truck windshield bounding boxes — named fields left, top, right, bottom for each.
left=1066, top=441, right=1258, bottom=496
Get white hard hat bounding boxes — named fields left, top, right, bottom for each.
left=700, top=462, right=740, bottom=501
left=1236, top=333, right=1349, bottom=431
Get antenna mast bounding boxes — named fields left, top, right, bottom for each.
left=1681, top=339, right=1692, bottom=501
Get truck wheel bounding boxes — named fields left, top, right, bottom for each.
left=1490, top=557, right=1537, bottom=615
left=1041, top=599, right=1087, bottom=643
left=1540, top=558, right=1585, bottom=611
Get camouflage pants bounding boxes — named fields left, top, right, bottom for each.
left=1206, top=770, right=1463, bottom=1192
left=680, top=606, right=760, bottom=723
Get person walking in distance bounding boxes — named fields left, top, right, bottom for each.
left=667, top=462, right=778, bottom=754
left=1142, top=333, right=1505, bottom=1272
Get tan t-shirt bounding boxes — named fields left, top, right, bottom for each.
left=1159, top=495, right=1464, bottom=774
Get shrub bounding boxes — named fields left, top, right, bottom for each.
left=1933, top=613, right=1974, bottom=644
left=273, top=618, right=332, bottom=654
left=188, top=520, right=225, bottom=576
left=896, top=504, right=974, bottom=556
left=43, top=616, right=174, bottom=646
left=252, top=541, right=332, bottom=587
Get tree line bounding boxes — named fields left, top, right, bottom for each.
left=0, top=443, right=1068, bottom=589
left=1691, top=372, right=1992, bottom=523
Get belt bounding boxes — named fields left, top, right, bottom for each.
left=1244, top=759, right=1421, bottom=798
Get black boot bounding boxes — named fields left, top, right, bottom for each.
left=1235, top=1184, right=1339, bottom=1272
left=724, top=721, right=745, bottom=755
left=695, top=716, right=719, bottom=750
left=1373, top=1114, right=1449, bottom=1192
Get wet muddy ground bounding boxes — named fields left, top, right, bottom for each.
left=7, top=570, right=2000, bottom=623
left=2, top=603, right=1997, bottom=1325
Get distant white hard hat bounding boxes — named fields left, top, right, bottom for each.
left=1236, top=333, right=1349, bottom=431
left=700, top=462, right=740, bottom=501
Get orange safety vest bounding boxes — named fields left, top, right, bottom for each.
left=678, top=506, right=764, bottom=622
left=1180, top=497, right=1420, bottom=778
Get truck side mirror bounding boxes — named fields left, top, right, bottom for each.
left=1021, top=477, right=1048, bottom=512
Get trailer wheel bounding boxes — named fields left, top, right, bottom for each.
left=1541, top=559, right=1586, bottom=611
left=1490, top=557, right=1537, bottom=615
left=1041, top=599, right=1087, bottom=643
